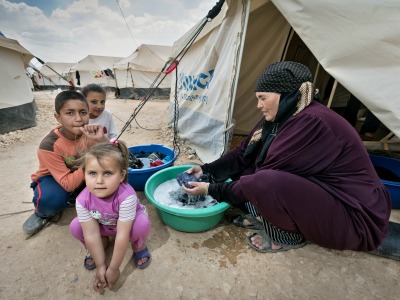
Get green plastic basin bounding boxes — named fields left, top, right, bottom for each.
left=144, top=165, right=230, bottom=233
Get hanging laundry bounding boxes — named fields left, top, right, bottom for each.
left=104, top=69, right=115, bottom=79
left=75, top=71, right=80, bottom=85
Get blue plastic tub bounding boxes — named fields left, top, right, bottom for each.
left=369, top=154, right=400, bottom=209
left=128, top=144, right=177, bottom=191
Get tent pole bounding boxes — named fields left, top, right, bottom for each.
left=225, top=0, right=251, bottom=153
left=326, top=79, right=337, bottom=108
left=313, top=63, right=320, bottom=85
left=281, top=28, right=294, bottom=61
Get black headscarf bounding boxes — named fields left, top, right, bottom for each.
left=255, top=61, right=312, bottom=93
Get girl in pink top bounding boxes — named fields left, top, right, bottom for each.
left=70, top=139, right=151, bottom=292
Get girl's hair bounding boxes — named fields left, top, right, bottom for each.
left=79, top=140, right=130, bottom=182
left=55, top=91, right=88, bottom=114
left=81, top=84, right=106, bottom=97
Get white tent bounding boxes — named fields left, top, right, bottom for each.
left=0, top=36, right=36, bottom=134
left=168, top=0, right=400, bottom=162
left=33, top=62, right=75, bottom=90
left=113, top=44, right=172, bottom=99
left=70, top=55, right=123, bottom=89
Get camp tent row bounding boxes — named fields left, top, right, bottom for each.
left=33, top=44, right=173, bottom=99
left=114, top=44, right=172, bottom=99
left=168, top=0, right=400, bottom=162
left=32, top=62, right=75, bottom=90
left=0, top=35, right=172, bottom=134
left=69, top=54, right=123, bottom=90
left=0, top=35, right=36, bottom=134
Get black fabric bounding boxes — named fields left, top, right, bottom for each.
left=176, top=172, right=210, bottom=188
left=255, top=61, right=312, bottom=93
left=208, top=181, right=240, bottom=205
left=75, top=71, right=81, bottom=86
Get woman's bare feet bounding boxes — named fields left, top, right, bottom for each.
left=250, top=233, right=282, bottom=250
left=231, top=214, right=263, bottom=229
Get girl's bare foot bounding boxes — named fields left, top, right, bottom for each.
left=132, top=245, right=150, bottom=267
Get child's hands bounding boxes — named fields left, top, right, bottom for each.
left=105, top=266, right=120, bottom=290
left=93, top=265, right=107, bottom=292
left=80, top=124, right=107, bottom=142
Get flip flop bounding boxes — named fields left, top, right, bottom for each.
left=246, top=231, right=306, bottom=253
left=133, top=246, right=152, bottom=270
left=229, top=214, right=264, bottom=230
left=84, top=251, right=96, bottom=271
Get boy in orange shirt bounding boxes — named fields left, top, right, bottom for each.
left=22, top=91, right=109, bottom=235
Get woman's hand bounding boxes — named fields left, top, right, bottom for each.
left=182, top=181, right=210, bottom=196
left=105, top=266, right=120, bottom=290
left=93, top=265, right=107, bottom=292
left=185, top=165, right=203, bottom=179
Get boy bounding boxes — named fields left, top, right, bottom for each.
left=22, top=91, right=109, bottom=235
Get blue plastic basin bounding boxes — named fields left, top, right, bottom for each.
left=369, top=154, right=400, bottom=209
left=128, top=144, right=177, bottom=191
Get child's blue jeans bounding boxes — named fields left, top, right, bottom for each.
left=31, top=175, right=73, bottom=218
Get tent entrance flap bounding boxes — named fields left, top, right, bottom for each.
left=169, top=0, right=292, bottom=162
left=168, top=0, right=247, bottom=162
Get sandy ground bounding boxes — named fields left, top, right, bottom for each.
left=0, top=91, right=399, bottom=299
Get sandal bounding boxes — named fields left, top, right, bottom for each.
left=133, top=246, right=151, bottom=270
left=229, top=214, right=263, bottom=230
left=84, top=251, right=96, bottom=271
left=246, top=231, right=306, bottom=253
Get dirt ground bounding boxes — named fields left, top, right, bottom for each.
left=0, top=91, right=399, bottom=299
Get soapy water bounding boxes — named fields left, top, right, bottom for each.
left=153, top=179, right=218, bottom=209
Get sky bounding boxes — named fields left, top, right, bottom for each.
left=0, top=0, right=217, bottom=66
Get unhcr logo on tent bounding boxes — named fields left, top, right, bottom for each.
left=177, top=70, right=214, bottom=104
left=178, top=70, right=214, bottom=91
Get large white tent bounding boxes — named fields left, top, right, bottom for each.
left=113, top=44, right=172, bottom=99
left=70, top=55, right=123, bottom=89
left=33, top=62, right=75, bottom=90
left=0, top=36, right=36, bottom=134
left=168, top=0, right=400, bottom=162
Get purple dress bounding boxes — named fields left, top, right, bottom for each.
left=207, top=101, right=390, bottom=251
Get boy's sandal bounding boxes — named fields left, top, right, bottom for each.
left=229, top=214, right=264, bottom=230
left=133, top=246, right=151, bottom=270
left=246, top=231, right=306, bottom=253
left=84, top=251, right=96, bottom=271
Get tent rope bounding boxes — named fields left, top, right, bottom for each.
left=172, top=65, right=180, bottom=157
left=116, top=0, right=226, bottom=158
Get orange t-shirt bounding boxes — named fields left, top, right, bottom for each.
left=31, top=125, right=95, bottom=192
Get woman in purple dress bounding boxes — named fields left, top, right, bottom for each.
left=182, top=61, right=390, bottom=253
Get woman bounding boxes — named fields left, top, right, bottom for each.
left=182, top=61, right=390, bottom=253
